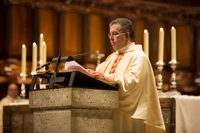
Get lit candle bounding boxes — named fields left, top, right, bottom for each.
left=43, top=41, right=46, bottom=64
left=32, top=42, right=37, bottom=72
left=40, top=33, right=44, bottom=65
left=158, top=28, right=164, bottom=62
left=144, top=29, right=149, bottom=57
left=21, top=44, right=26, bottom=75
left=171, top=27, right=176, bottom=61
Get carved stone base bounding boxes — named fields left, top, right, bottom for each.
left=29, top=87, right=118, bottom=133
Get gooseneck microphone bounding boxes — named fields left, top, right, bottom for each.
left=36, top=52, right=88, bottom=71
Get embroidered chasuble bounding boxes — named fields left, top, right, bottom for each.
left=96, top=43, right=165, bottom=133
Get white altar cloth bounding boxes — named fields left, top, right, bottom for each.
left=174, top=95, right=200, bottom=133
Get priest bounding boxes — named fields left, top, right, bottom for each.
left=87, top=18, right=165, bottom=133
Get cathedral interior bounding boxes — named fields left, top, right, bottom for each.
left=0, top=0, right=200, bottom=98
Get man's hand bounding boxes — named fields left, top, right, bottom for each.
left=87, top=69, right=105, bottom=80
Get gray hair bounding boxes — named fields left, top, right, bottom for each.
left=109, top=18, right=134, bottom=41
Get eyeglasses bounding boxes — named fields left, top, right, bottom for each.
left=108, top=31, right=124, bottom=38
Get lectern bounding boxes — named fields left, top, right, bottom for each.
left=29, top=70, right=118, bottom=133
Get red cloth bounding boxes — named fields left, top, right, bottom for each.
left=109, top=53, right=124, bottom=74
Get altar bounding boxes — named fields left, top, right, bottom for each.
left=2, top=97, right=176, bottom=133
left=4, top=95, right=200, bottom=133
left=159, top=94, right=200, bottom=133
left=3, top=102, right=32, bottom=133
left=2, top=70, right=200, bottom=133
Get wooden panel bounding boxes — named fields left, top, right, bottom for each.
left=195, top=25, right=200, bottom=75
left=0, top=3, right=5, bottom=58
left=6, top=5, right=31, bottom=58
left=37, top=8, right=57, bottom=59
left=81, top=14, right=90, bottom=63
left=89, top=14, right=105, bottom=60
left=176, top=25, right=191, bottom=69
left=133, top=19, right=146, bottom=45
left=59, top=12, right=82, bottom=57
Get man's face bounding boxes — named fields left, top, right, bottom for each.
left=7, top=84, right=19, bottom=99
left=108, top=24, right=127, bottom=51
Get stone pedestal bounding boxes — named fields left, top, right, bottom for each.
left=29, top=87, right=118, bottom=133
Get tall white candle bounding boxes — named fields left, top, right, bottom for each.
left=40, top=33, right=44, bottom=65
left=171, top=27, right=176, bottom=61
left=21, top=44, right=26, bottom=75
left=158, top=28, right=164, bottom=62
left=32, top=42, right=37, bottom=72
left=43, top=41, right=46, bottom=64
left=144, top=29, right=149, bottom=57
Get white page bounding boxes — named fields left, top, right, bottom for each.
left=64, top=61, right=89, bottom=74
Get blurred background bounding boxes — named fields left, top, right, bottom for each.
left=0, top=0, right=200, bottom=98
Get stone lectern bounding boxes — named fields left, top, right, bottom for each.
left=29, top=70, right=118, bottom=133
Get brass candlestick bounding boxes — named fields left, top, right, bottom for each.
left=20, top=73, right=26, bottom=99
left=169, top=60, right=178, bottom=92
left=156, top=61, right=165, bottom=93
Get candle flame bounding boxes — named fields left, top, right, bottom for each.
left=43, top=41, right=46, bottom=45
left=40, top=33, right=43, bottom=37
left=144, top=29, right=148, bottom=33
left=160, top=28, right=164, bottom=31
left=172, top=26, right=175, bottom=30
left=22, top=44, right=26, bottom=48
left=33, top=42, right=37, bottom=46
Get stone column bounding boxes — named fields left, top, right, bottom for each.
left=29, top=87, right=118, bottom=133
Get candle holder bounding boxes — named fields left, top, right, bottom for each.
left=156, top=61, right=165, bottom=93
left=168, top=60, right=178, bottom=93
left=20, top=73, right=26, bottom=99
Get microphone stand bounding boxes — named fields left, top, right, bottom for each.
left=29, top=53, right=76, bottom=90
left=36, top=62, right=51, bottom=72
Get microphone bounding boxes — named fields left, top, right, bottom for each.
left=36, top=52, right=87, bottom=71
left=51, top=56, right=74, bottom=63
left=51, top=52, right=87, bottom=62
left=72, top=52, right=88, bottom=57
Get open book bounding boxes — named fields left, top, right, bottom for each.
left=64, top=61, right=118, bottom=89
left=64, top=60, right=89, bottom=74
